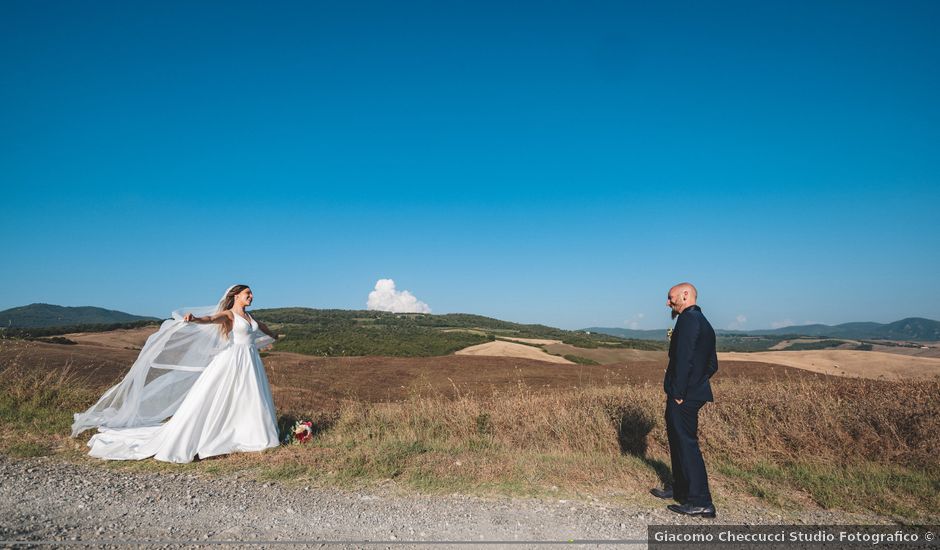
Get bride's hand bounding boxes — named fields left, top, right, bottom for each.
left=183, top=313, right=195, bottom=322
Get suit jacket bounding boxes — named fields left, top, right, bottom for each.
left=664, top=305, right=718, bottom=402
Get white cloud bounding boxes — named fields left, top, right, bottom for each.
left=366, top=279, right=431, bottom=314
left=770, top=319, right=794, bottom=329
left=624, top=313, right=645, bottom=330
left=727, top=314, right=748, bottom=330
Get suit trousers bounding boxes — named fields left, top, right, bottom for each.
left=665, top=398, right=712, bottom=507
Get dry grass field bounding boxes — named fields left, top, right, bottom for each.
left=63, top=326, right=157, bottom=349
left=870, top=342, right=940, bottom=358
left=542, top=343, right=665, bottom=364
left=719, top=350, right=940, bottom=381
left=2, top=330, right=939, bottom=522
left=768, top=338, right=940, bottom=358
left=455, top=340, right=574, bottom=363
left=0, top=337, right=820, bottom=413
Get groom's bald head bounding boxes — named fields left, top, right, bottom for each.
left=667, top=282, right=698, bottom=318
left=671, top=283, right=697, bottom=301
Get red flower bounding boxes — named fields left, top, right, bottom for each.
left=293, top=421, right=314, bottom=443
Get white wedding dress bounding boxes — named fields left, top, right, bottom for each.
left=82, top=314, right=279, bottom=463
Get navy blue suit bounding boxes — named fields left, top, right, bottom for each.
left=663, top=305, right=718, bottom=507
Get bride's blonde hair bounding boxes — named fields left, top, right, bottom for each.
left=216, top=284, right=250, bottom=337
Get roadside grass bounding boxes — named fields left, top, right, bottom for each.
left=2, top=352, right=938, bottom=522
left=716, top=459, right=938, bottom=521
left=5, top=440, right=53, bottom=458
left=0, top=359, right=97, bottom=436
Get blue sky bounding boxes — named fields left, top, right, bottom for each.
left=2, top=1, right=938, bottom=330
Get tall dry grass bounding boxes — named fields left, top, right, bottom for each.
left=274, top=376, right=939, bottom=519
left=704, top=377, right=938, bottom=470
left=277, top=376, right=938, bottom=471
left=0, top=353, right=98, bottom=457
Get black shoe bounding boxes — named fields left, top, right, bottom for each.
left=667, top=503, right=716, bottom=518
left=650, top=487, right=674, bottom=500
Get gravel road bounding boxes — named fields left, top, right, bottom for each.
left=1, top=454, right=892, bottom=549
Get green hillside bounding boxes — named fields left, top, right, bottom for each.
left=0, top=303, right=663, bottom=357
left=252, top=308, right=665, bottom=357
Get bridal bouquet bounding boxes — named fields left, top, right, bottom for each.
left=284, top=420, right=314, bottom=445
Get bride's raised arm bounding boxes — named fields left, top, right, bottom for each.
left=183, top=310, right=232, bottom=324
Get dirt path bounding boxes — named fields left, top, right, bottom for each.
left=1, top=454, right=892, bottom=548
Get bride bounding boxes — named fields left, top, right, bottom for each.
left=71, top=285, right=281, bottom=463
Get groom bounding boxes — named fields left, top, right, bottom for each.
left=651, top=282, right=718, bottom=518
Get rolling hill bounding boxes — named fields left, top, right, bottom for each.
left=252, top=308, right=666, bottom=357
left=8, top=302, right=936, bottom=360
left=0, top=303, right=159, bottom=329
left=0, top=304, right=665, bottom=358
left=743, top=318, right=940, bottom=340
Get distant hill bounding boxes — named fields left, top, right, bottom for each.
left=742, top=318, right=940, bottom=341
left=0, top=303, right=159, bottom=329
left=584, top=317, right=940, bottom=342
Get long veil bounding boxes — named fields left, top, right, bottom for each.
left=71, top=300, right=274, bottom=437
